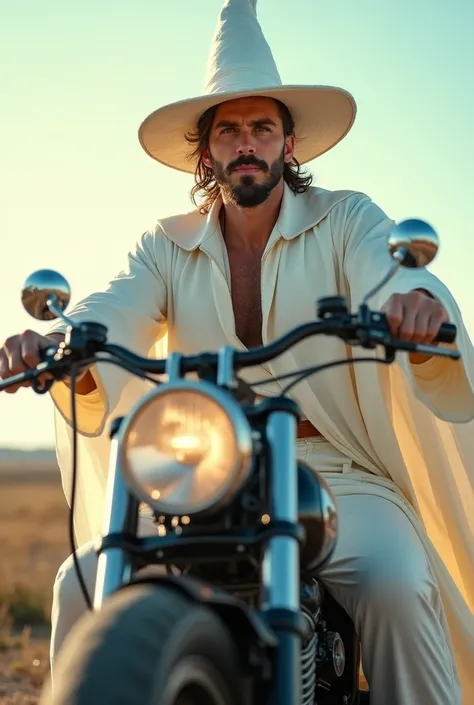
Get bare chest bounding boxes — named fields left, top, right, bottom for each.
left=227, top=249, right=263, bottom=349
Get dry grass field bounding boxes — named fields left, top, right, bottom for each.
left=0, top=472, right=69, bottom=704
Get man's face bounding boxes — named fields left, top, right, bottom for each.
left=203, top=97, right=295, bottom=208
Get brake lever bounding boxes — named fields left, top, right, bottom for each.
left=0, top=357, right=66, bottom=394
left=32, top=372, right=55, bottom=395
left=32, top=345, right=69, bottom=393
left=357, top=309, right=461, bottom=360
left=30, top=349, right=75, bottom=394
left=0, top=343, right=91, bottom=395
left=391, top=339, right=460, bottom=360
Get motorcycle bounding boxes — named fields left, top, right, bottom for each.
left=1, top=219, right=460, bottom=705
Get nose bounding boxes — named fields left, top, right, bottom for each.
left=236, top=131, right=256, bottom=156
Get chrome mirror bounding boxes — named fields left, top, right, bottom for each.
left=388, top=218, right=439, bottom=268
left=21, top=269, right=71, bottom=321
left=363, top=218, right=439, bottom=305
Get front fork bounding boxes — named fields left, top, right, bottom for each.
left=93, top=420, right=138, bottom=610
left=93, top=411, right=303, bottom=704
left=262, top=411, right=302, bottom=705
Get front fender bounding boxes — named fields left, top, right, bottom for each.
left=122, top=572, right=277, bottom=660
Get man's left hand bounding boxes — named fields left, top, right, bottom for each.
left=381, top=289, right=449, bottom=344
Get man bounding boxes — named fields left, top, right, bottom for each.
left=1, top=1, right=473, bottom=704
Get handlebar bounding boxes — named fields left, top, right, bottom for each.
left=105, top=316, right=458, bottom=376
left=0, top=307, right=460, bottom=395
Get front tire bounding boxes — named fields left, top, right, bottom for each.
left=44, top=584, right=244, bottom=705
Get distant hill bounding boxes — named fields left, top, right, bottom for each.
left=0, top=447, right=58, bottom=479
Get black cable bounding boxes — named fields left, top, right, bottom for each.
left=278, top=356, right=391, bottom=396
left=67, top=354, right=163, bottom=609
left=248, top=355, right=392, bottom=397
left=67, top=355, right=163, bottom=610
left=68, top=364, right=93, bottom=610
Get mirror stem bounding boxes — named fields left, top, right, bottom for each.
left=46, top=294, right=76, bottom=327
left=362, top=248, right=407, bottom=305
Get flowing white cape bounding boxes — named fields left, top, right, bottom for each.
left=47, top=187, right=474, bottom=699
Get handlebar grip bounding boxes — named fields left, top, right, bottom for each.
left=434, top=323, right=457, bottom=344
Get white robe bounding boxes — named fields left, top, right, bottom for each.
left=47, top=184, right=474, bottom=700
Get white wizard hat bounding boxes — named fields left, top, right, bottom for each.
left=138, top=0, right=356, bottom=173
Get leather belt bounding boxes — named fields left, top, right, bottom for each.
left=297, top=419, right=322, bottom=439
left=253, top=395, right=322, bottom=439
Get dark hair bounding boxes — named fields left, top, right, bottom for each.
left=185, top=99, right=313, bottom=214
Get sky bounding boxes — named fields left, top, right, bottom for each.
left=2, top=0, right=474, bottom=449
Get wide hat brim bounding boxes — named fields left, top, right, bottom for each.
left=138, top=84, right=357, bottom=174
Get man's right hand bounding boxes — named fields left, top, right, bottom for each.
left=0, top=331, right=96, bottom=395
left=0, top=330, right=62, bottom=393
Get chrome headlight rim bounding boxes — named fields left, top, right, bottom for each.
left=117, top=380, right=254, bottom=517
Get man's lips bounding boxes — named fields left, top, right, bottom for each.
left=233, top=165, right=262, bottom=172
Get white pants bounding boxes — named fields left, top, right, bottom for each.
left=50, top=439, right=460, bottom=705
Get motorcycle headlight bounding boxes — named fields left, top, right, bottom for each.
left=120, top=382, right=253, bottom=517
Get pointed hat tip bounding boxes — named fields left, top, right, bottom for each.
left=223, top=0, right=258, bottom=12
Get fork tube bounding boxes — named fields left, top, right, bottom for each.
left=93, top=428, right=139, bottom=609
left=262, top=411, right=301, bottom=705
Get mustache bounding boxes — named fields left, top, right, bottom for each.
left=226, top=156, right=268, bottom=175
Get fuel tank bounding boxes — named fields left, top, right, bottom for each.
left=298, top=460, right=338, bottom=575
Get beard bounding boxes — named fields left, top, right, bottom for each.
left=210, top=150, right=285, bottom=208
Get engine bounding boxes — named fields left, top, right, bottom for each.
left=301, top=581, right=346, bottom=704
